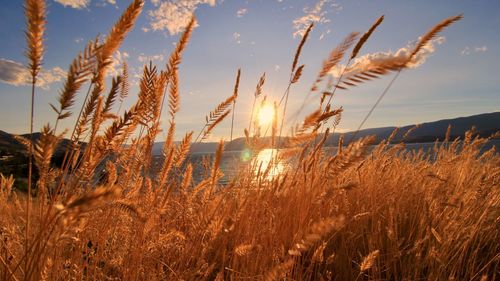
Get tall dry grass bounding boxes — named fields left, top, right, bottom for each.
left=0, top=1, right=497, bottom=280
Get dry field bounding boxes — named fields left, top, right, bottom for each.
left=0, top=0, right=498, bottom=280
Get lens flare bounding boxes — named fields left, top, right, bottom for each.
left=257, top=104, right=275, bottom=127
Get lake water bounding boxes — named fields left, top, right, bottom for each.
left=181, top=140, right=500, bottom=184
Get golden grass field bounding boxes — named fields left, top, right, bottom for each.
left=0, top=0, right=498, bottom=280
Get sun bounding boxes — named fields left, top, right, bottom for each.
left=257, top=104, right=275, bottom=127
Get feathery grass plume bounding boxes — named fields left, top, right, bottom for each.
left=337, top=134, right=344, bottom=155
left=336, top=57, right=406, bottom=90
left=174, top=131, right=193, bottom=167
left=24, top=0, right=46, bottom=272
left=210, top=140, right=224, bottom=188
left=102, top=104, right=138, bottom=150
left=118, top=60, right=129, bottom=109
left=292, top=23, right=314, bottom=73
left=230, top=68, right=241, bottom=141
left=263, top=259, right=295, bottom=281
left=136, top=62, right=160, bottom=126
left=291, top=64, right=305, bottom=84
left=33, top=124, right=60, bottom=194
left=63, top=185, right=121, bottom=211
left=51, top=39, right=100, bottom=132
left=408, top=14, right=463, bottom=64
left=74, top=0, right=144, bottom=141
left=102, top=75, right=122, bottom=119
left=248, top=72, right=266, bottom=132
left=99, top=0, right=144, bottom=65
left=0, top=174, right=14, bottom=195
left=165, top=15, right=196, bottom=76
left=181, top=163, right=193, bottom=192
left=327, top=135, right=376, bottom=177
left=288, top=216, right=345, bottom=256
left=159, top=15, right=196, bottom=158
left=359, top=250, right=380, bottom=272
left=311, top=32, right=359, bottom=92
left=234, top=244, right=255, bottom=257
left=168, top=68, right=180, bottom=119
left=159, top=15, right=196, bottom=122
left=402, top=124, right=421, bottom=140
left=24, top=0, right=46, bottom=80
left=196, top=94, right=236, bottom=142
left=347, top=16, right=462, bottom=141
left=351, top=15, right=384, bottom=60
left=279, top=24, right=314, bottom=138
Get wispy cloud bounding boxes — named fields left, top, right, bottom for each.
left=107, top=51, right=129, bottom=77
left=236, top=8, right=247, bottom=18
left=137, top=53, right=165, bottom=63
left=461, top=45, right=488, bottom=56
left=292, top=0, right=341, bottom=38
left=330, top=37, right=446, bottom=78
left=233, top=32, right=241, bottom=44
left=475, top=46, right=488, bottom=52
left=54, top=0, right=90, bottom=9
left=147, top=0, right=218, bottom=35
left=0, top=59, right=65, bottom=89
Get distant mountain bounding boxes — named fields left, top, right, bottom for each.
left=325, top=111, right=500, bottom=146
left=0, top=130, right=73, bottom=155
left=155, top=111, right=500, bottom=154
left=2, top=112, right=498, bottom=155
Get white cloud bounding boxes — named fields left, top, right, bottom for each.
left=233, top=32, right=241, bottom=44
left=54, top=0, right=90, bottom=9
left=274, top=65, right=281, bottom=71
left=0, top=59, right=65, bottom=89
left=147, top=0, right=218, bottom=35
left=106, top=51, right=129, bottom=78
left=293, top=0, right=341, bottom=38
left=74, top=37, right=84, bottom=44
left=461, top=47, right=470, bottom=56
left=319, top=29, right=331, bottom=40
left=461, top=45, right=488, bottom=56
left=330, top=37, right=446, bottom=78
left=475, top=46, right=488, bottom=53
left=137, top=53, right=165, bottom=63
left=236, top=8, right=247, bottom=18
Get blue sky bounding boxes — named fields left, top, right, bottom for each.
left=0, top=0, right=498, bottom=140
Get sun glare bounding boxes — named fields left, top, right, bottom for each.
left=257, top=104, right=275, bottom=127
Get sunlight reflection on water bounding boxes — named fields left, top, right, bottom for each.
left=251, top=148, right=285, bottom=180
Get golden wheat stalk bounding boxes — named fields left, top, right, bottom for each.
left=408, top=14, right=463, bottom=63
left=117, top=60, right=129, bottom=114
left=51, top=39, right=100, bottom=133
left=230, top=68, right=241, bottom=141
left=311, top=32, right=359, bottom=92
left=195, top=94, right=236, bottom=142
left=292, top=23, right=314, bottom=73
left=74, top=0, right=143, bottom=142
left=351, top=15, right=384, bottom=60
left=248, top=72, right=266, bottom=133
left=25, top=0, right=46, bottom=80
left=23, top=0, right=46, bottom=274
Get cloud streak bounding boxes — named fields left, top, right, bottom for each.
left=0, top=59, right=65, bottom=89
left=293, top=0, right=341, bottom=38
left=236, top=8, right=247, bottom=18
left=147, top=0, right=217, bottom=35
left=461, top=45, right=488, bottom=56
left=54, top=0, right=90, bottom=9
left=330, top=37, right=446, bottom=78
